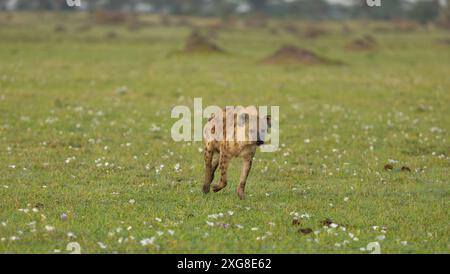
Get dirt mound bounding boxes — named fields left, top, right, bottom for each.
left=436, top=38, right=450, bottom=45
left=435, top=19, right=450, bottom=31
left=346, top=35, right=377, bottom=51
left=262, top=45, right=340, bottom=65
left=54, top=24, right=66, bottom=32
left=269, top=28, right=279, bottom=35
left=184, top=31, right=224, bottom=54
left=94, top=11, right=128, bottom=25
left=105, top=31, right=118, bottom=39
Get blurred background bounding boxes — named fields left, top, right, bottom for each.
left=0, top=0, right=448, bottom=25
left=0, top=0, right=449, bottom=255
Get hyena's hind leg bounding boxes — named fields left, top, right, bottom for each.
left=210, top=153, right=220, bottom=182
left=212, top=152, right=231, bottom=193
left=236, top=155, right=254, bottom=200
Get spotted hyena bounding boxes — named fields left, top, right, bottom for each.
left=202, top=106, right=271, bottom=199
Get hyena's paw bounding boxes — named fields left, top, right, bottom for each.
left=237, top=188, right=245, bottom=200
left=202, top=184, right=210, bottom=194
left=212, top=184, right=226, bottom=193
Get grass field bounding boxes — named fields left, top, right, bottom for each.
left=0, top=13, right=449, bottom=254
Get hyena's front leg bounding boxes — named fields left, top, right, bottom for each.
left=236, top=156, right=253, bottom=200
left=212, top=152, right=230, bottom=193
left=203, top=148, right=214, bottom=194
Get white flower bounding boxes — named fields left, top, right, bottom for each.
left=300, top=213, right=311, bottom=219
left=430, top=127, right=443, bottom=133
left=168, top=230, right=175, bottom=236
left=251, top=227, right=259, bottom=231
left=155, top=217, right=162, bottom=222
left=206, top=221, right=214, bottom=227
left=45, top=225, right=55, bottom=232
left=67, top=232, right=76, bottom=238
left=150, top=124, right=160, bottom=132
left=227, top=211, right=234, bottom=216
left=60, top=213, right=68, bottom=221
left=376, top=235, right=386, bottom=241
left=129, top=199, right=136, bottom=204
left=97, top=242, right=107, bottom=249
left=155, top=164, right=164, bottom=174
left=140, top=237, right=155, bottom=246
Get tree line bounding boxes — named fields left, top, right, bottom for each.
left=0, top=0, right=448, bottom=23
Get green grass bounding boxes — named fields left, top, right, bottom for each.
left=0, top=13, right=449, bottom=254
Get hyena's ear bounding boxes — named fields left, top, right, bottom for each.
left=265, top=115, right=272, bottom=128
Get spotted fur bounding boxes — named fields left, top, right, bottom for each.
left=202, top=106, right=271, bottom=199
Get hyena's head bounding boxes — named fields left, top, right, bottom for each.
left=237, top=107, right=272, bottom=146
left=204, top=106, right=272, bottom=145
